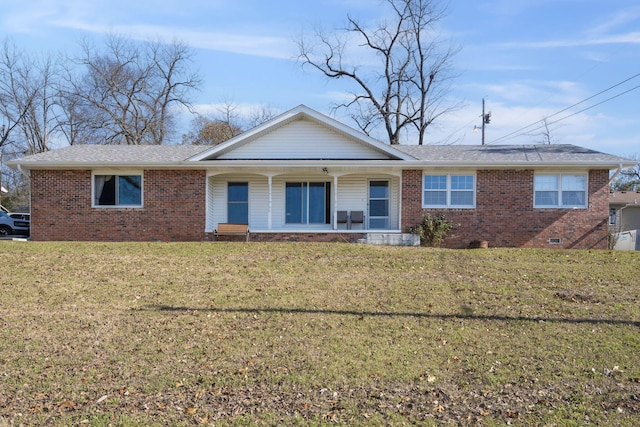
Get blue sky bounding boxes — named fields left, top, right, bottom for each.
left=1, top=0, right=639, bottom=157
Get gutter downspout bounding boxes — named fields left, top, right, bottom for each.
left=609, top=163, right=623, bottom=186
left=17, top=164, right=29, bottom=178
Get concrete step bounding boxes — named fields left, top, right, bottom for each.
left=359, top=233, right=420, bottom=246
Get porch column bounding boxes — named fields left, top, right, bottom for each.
left=333, top=174, right=338, bottom=230
left=268, top=175, right=273, bottom=230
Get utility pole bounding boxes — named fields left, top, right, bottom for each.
left=473, top=99, right=492, bottom=145
left=481, top=98, right=491, bottom=145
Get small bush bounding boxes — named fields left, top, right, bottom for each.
left=608, top=229, right=620, bottom=250
left=408, top=213, right=458, bottom=247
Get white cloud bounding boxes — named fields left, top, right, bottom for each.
left=46, top=17, right=296, bottom=60
left=496, top=32, right=640, bottom=49
left=587, top=5, right=640, bottom=36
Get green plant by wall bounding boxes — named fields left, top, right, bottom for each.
left=408, top=213, right=458, bottom=247
left=608, top=229, right=620, bottom=250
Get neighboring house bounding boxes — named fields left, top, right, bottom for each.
left=609, top=190, right=640, bottom=232
left=7, top=105, right=636, bottom=248
left=609, top=191, right=640, bottom=251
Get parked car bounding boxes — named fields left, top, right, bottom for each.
left=8, top=212, right=30, bottom=221
left=0, top=211, right=30, bottom=236
left=0, top=204, right=31, bottom=221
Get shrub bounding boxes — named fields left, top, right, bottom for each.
left=408, top=213, right=457, bottom=247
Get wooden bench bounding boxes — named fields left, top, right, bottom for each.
left=214, top=223, right=250, bottom=242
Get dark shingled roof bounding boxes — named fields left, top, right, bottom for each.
left=13, top=144, right=209, bottom=165
left=395, top=144, right=629, bottom=164
left=7, top=142, right=633, bottom=169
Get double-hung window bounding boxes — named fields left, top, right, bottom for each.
left=93, top=174, right=142, bottom=207
left=285, top=182, right=331, bottom=224
left=227, top=182, right=249, bottom=224
left=534, top=174, right=587, bottom=208
left=423, top=174, right=475, bottom=208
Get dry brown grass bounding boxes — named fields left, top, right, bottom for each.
left=0, top=241, right=639, bottom=426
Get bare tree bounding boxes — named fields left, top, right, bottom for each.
left=20, top=55, right=60, bottom=154
left=246, top=105, right=278, bottom=129
left=0, top=40, right=28, bottom=150
left=611, top=154, right=640, bottom=191
left=183, top=114, right=243, bottom=146
left=182, top=102, right=278, bottom=145
left=183, top=101, right=243, bottom=145
left=0, top=39, right=57, bottom=154
left=61, top=35, right=200, bottom=145
left=54, top=89, right=93, bottom=146
left=0, top=39, right=64, bottom=210
left=298, top=0, right=458, bottom=145
left=525, top=118, right=560, bottom=145
left=538, top=119, right=553, bottom=144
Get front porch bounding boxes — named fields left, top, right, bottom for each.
left=206, top=169, right=403, bottom=235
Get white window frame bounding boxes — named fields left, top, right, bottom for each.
left=92, top=171, right=143, bottom=208
left=609, top=208, right=617, bottom=226
left=533, top=173, right=588, bottom=209
left=227, top=182, right=249, bottom=224
left=422, top=173, right=476, bottom=208
left=368, top=179, right=390, bottom=229
left=284, top=181, right=331, bottom=225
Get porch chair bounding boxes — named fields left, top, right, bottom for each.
left=337, top=210, right=348, bottom=228
left=350, top=210, right=364, bottom=230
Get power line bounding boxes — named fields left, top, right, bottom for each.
left=488, top=72, right=640, bottom=144
left=547, top=83, right=640, bottom=126
left=499, top=83, right=640, bottom=140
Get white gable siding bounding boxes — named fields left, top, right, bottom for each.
left=217, top=119, right=390, bottom=160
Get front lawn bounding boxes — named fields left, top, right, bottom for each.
left=0, top=242, right=638, bottom=426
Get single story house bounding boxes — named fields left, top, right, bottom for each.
left=7, top=105, right=636, bottom=248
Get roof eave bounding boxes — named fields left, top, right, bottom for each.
left=6, top=161, right=195, bottom=170
left=8, top=159, right=633, bottom=171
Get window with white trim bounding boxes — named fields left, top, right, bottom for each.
left=423, top=174, right=475, bottom=208
left=285, top=181, right=331, bottom=224
left=93, top=174, right=142, bottom=207
left=227, top=182, right=249, bottom=224
left=534, top=174, right=587, bottom=208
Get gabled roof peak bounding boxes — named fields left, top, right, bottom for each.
left=187, top=105, right=413, bottom=162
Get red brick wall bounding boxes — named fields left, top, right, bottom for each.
left=30, top=169, right=206, bottom=241
left=402, top=169, right=610, bottom=249
left=29, top=168, right=610, bottom=248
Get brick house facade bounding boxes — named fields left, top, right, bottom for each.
left=26, top=167, right=611, bottom=249
left=401, top=169, right=610, bottom=249
left=8, top=106, right=633, bottom=248
left=30, top=169, right=206, bottom=241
